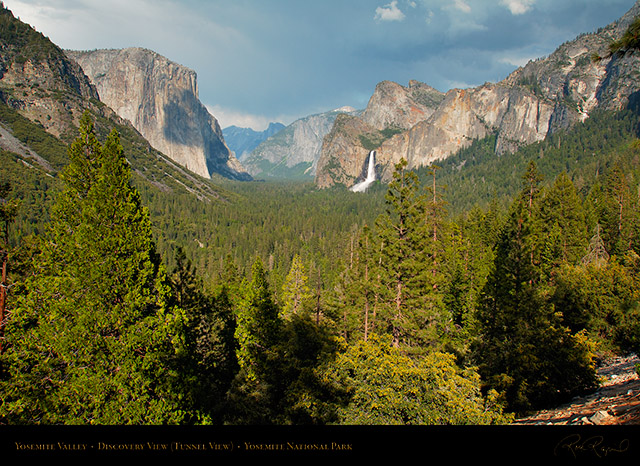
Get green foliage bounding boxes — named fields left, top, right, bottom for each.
left=0, top=180, right=20, bottom=353
left=358, top=126, right=404, bottom=151
left=417, top=107, right=640, bottom=216
left=0, top=36, right=638, bottom=424
left=0, top=102, right=69, bottom=170
left=475, top=164, right=602, bottom=414
left=168, top=247, right=237, bottom=423
left=537, top=171, right=588, bottom=273
left=321, top=334, right=509, bottom=425
left=594, top=15, right=640, bottom=61
left=517, top=74, right=545, bottom=98
left=281, top=254, right=312, bottom=319
left=228, top=257, right=342, bottom=424
left=0, top=4, right=60, bottom=65
left=234, top=257, right=282, bottom=384
left=375, top=159, right=429, bottom=349
left=552, top=259, right=640, bottom=355
left=0, top=113, right=187, bottom=424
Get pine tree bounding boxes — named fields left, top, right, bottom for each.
left=0, top=182, right=19, bottom=355
left=375, top=159, right=429, bottom=350
left=475, top=162, right=598, bottom=413
left=0, top=114, right=187, bottom=424
left=537, top=172, right=588, bottom=274
left=228, top=257, right=283, bottom=423
left=169, top=247, right=237, bottom=423
left=281, top=254, right=312, bottom=320
left=600, top=163, right=636, bottom=256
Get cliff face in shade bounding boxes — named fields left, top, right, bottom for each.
left=66, top=48, right=251, bottom=180
left=316, top=1, right=640, bottom=188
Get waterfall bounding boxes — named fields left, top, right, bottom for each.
left=350, top=150, right=376, bottom=192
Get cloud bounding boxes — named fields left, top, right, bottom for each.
left=453, top=0, right=471, bottom=14
left=425, top=10, right=434, bottom=24
left=374, top=1, right=405, bottom=22
left=501, top=0, right=535, bottom=15
left=498, top=54, right=535, bottom=68
left=206, top=105, right=297, bottom=131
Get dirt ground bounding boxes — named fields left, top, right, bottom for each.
left=512, top=354, right=640, bottom=425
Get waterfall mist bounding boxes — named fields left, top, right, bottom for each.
left=350, top=150, right=376, bottom=193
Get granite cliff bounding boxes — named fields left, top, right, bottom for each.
left=0, top=6, right=98, bottom=140
left=315, top=81, right=443, bottom=187
left=316, top=1, right=640, bottom=188
left=223, top=122, right=285, bottom=161
left=241, top=107, right=359, bottom=179
left=66, top=47, right=250, bottom=181
left=0, top=5, right=226, bottom=202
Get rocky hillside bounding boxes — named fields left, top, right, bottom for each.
left=361, top=80, right=445, bottom=132
left=513, top=354, right=640, bottom=425
left=0, top=6, right=98, bottom=140
left=315, top=81, right=444, bottom=188
left=315, top=1, right=640, bottom=189
left=0, top=5, right=227, bottom=202
left=241, top=107, right=360, bottom=179
left=223, top=122, right=285, bottom=160
left=66, top=47, right=250, bottom=181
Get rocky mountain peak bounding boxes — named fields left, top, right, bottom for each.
left=361, top=79, right=445, bottom=131
left=67, top=47, right=251, bottom=181
left=241, top=107, right=360, bottom=180
left=315, top=2, right=640, bottom=189
left=0, top=5, right=99, bottom=138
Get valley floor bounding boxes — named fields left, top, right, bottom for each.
left=513, top=354, right=640, bottom=425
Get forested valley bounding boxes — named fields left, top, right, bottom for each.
left=1, top=95, right=640, bottom=426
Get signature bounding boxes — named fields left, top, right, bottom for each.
left=555, top=434, right=630, bottom=458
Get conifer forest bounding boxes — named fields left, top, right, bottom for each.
left=1, top=5, right=640, bottom=437
left=2, top=104, right=639, bottom=427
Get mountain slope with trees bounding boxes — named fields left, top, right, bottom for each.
left=315, top=1, right=640, bottom=189
left=0, top=3, right=639, bottom=428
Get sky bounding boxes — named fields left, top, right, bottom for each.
left=4, top=0, right=637, bottom=130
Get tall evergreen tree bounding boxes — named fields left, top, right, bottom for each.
left=229, top=257, right=283, bottom=423
left=169, top=247, right=237, bottom=423
left=600, top=163, right=636, bottom=256
left=0, top=113, right=187, bottom=424
left=537, top=172, right=588, bottom=275
left=375, top=159, right=430, bottom=351
left=281, top=254, right=312, bottom=320
left=475, top=162, right=598, bottom=413
left=0, top=182, right=19, bottom=355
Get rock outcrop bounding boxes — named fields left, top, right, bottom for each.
left=315, top=113, right=377, bottom=188
left=0, top=6, right=99, bottom=140
left=316, top=1, right=640, bottom=188
left=315, top=81, right=443, bottom=188
left=66, top=48, right=250, bottom=180
left=242, top=107, right=359, bottom=179
left=223, top=122, right=285, bottom=160
left=513, top=354, right=640, bottom=425
left=361, top=80, right=445, bottom=131
left=0, top=5, right=227, bottom=202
